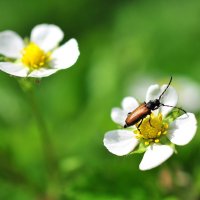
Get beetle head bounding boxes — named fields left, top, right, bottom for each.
left=146, top=99, right=161, bottom=110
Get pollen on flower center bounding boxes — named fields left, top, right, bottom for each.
left=134, top=113, right=168, bottom=145
left=21, top=42, right=51, bottom=69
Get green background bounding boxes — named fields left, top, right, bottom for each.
left=0, top=0, right=200, bottom=199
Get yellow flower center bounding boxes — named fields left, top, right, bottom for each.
left=21, top=42, right=51, bottom=69
left=134, top=113, right=168, bottom=145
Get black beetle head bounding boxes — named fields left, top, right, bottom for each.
left=146, top=99, right=161, bottom=110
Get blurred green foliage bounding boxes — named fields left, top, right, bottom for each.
left=0, top=0, right=200, bottom=199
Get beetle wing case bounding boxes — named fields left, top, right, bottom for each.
left=125, top=103, right=151, bottom=127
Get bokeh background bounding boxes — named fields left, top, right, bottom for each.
left=0, top=0, right=200, bottom=199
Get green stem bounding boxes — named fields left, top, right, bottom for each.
left=17, top=79, right=60, bottom=199
left=28, top=90, right=56, bottom=171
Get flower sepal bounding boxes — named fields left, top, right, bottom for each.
left=17, top=77, right=40, bottom=92
left=164, top=109, right=183, bottom=123
left=169, top=142, right=177, bottom=154
left=0, top=54, right=15, bottom=62
left=0, top=54, right=6, bottom=62
left=129, top=142, right=146, bottom=155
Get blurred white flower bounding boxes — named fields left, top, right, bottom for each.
left=127, top=75, right=200, bottom=112
left=0, top=24, right=80, bottom=77
left=174, top=77, right=200, bottom=112
left=104, top=83, right=197, bottom=171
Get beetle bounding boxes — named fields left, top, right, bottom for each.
left=124, top=77, right=186, bottom=128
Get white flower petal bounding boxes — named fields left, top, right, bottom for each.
left=159, top=85, right=178, bottom=116
left=175, top=77, right=200, bottom=112
left=168, top=113, right=197, bottom=146
left=28, top=68, right=58, bottom=78
left=51, top=39, right=80, bottom=69
left=111, top=108, right=127, bottom=126
left=0, top=62, right=28, bottom=77
left=146, top=84, right=160, bottom=102
left=139, top=144, right=174, bottom=171
left=145, top=84, right=161, bottom=116
left=146, top=84, right=178, bottom=116
left=121, top=96, right=139, bottom=113
left=0, top=31, right=24, bottom=58
left=103, top=130, right=139, bottom=156
left=30, top=24, right=64, bottom=52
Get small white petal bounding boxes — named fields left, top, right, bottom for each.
left=168, top=113, right=197, bottom=146
left=146, top=84, right=178, bottom=116
left=145, top=84, right=161, bottom=116
left=0, top=31, right=24, bottom=58
left=146, top=84, right=160, bottom=102
left=103, top=130, right=138, bottom=156
left=139, top=144, right=174, bottom=171
left=51, top=39, right=80, bottom=69
left=159, top=85, right=178, bottom=116
left=111, top=108, right=127, bottom=126
left=121, top=96, right=139, bottom=113
left=28, top=68, right=58, bottom=78
left=0, top=62, right=28, bottom=77
left=175, top=77, right=200, bottom=112
left=30, top=24, right=64, bottom=52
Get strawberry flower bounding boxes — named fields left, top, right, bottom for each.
left=0, top=24, right=80, bottom=77
left=103, top=83, right=197, bottom=170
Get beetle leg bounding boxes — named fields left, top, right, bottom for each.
left=137, top=118, right=143, bottom=133
left=148, top=115, right=154, bottom=128
left=161, top=103, right=188, bottom=116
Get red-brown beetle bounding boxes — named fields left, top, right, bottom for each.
left=124, top=77, right=186, bottom=128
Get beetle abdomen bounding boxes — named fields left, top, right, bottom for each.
left=125, top=103, right=151, bottom=127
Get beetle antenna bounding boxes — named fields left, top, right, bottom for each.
left=160, top=103, right=188, bottom=115
left=158, top=76, right=172, bottom=101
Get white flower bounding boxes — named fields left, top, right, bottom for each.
left=127, top=75, right=200, bottom=112
left=0, top=24, right=80, bottom=77
left=104, top=83, right=197, bottom=171
left=175, top=77, right=200, bottom=112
